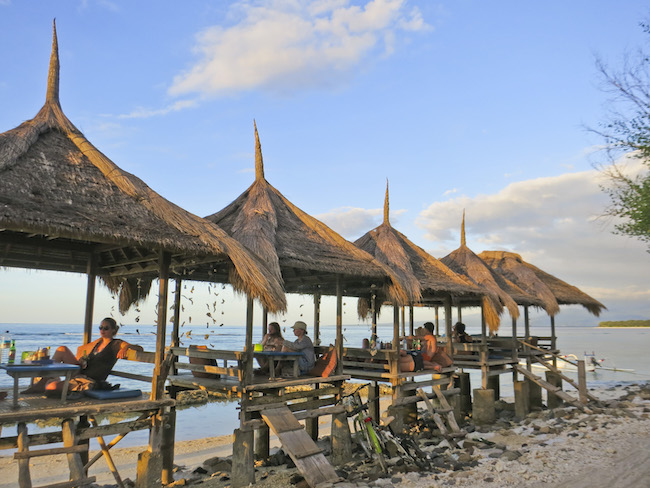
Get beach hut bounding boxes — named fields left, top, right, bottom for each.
left=479, top=250, right=605, bottom=349
left=188, top=123, right=415, bottom=484
left=0, top=22, right=285, bottom=487
left=353, top=184, right=485, bottom=425
left=440, top=213, right=546, bottom=392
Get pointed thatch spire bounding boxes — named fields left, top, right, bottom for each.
left=46, top=19, right=60, bottom=106
left=383, top=179, right=390, bottom=225
left=254, top=120, right=264, bottom=181
left=461, top=209, right=466, bottom=247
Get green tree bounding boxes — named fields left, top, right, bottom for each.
left=593, top=22, right=650, bottom=250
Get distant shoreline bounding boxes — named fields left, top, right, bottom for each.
left=598, top=320, right=650, bottom=328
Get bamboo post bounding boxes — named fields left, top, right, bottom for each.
left=401, top=306, right=406, bottom=337
left=335, top=279, right=343, bottom=375
left=371, top=292, right=378, bottom=341
left=162, top=280, right=181, bottom=485
left=550, top=316, right=557, bottom=367
left=409, top=304, right=414, bottom=336
left=511, top=316, right=518, bottom=383
left=137, top=252, right=169, bottom=488
left=245, top=296, right=254, bottom=385
left=444, top=297, right=453, bottom=356
left=313, top=292, right=321, bottom=346
left=480, top=302, right=487, bottom=344
left=434, top=305, right=440, bottom=336
left=457, top=305, right=462, bottom=323
left=524, top=306, right=531, bottom=371
left=151, top=252, right=170, bottom=401
left=83, top=254, right=96, bottom=345
left=262, top=308, right=268, bottom=337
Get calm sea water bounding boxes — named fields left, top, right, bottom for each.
left=0, top=322, right=648, bottom=449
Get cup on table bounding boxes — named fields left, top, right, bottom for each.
left=254, top=343, right=263, bottom=352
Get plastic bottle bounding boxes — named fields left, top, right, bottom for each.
left=8, top=340, right=16, bottom=364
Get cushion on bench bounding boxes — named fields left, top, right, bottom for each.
left=84, top=389, right=142, bottom=400
left=309, top=347, right=337, bottom=378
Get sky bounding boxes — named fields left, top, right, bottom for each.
left=0, top=0, right=649, bottom=332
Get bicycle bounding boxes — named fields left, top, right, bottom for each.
left=340, top=383, right=429, bottom=472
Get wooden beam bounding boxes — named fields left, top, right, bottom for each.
left=83, top=254, right=96, bottom=346
left=151, top=252, right=170, bottom=401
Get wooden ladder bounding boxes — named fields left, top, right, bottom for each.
left=15, top=420, right=96, bottom=488
left=416, top=387, right=464, bottom=448
left=514, top=365, right=593, bottom=413
left=261, top=406, right=341, bottom=488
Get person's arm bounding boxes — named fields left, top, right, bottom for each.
left=116, top=340, right=143, bottom=359
left=75, top=340, right=97, bottom=360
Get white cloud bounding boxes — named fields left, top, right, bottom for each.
left=317, top=205, right=406, bottom=239
left=169, top=0, right=428, bottom=97
left=117, top=99, right=198, bottom=119
left=416, top=154, right=649, bottom=313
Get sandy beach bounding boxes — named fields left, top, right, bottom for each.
left=1, top=381, right=648, bottom=488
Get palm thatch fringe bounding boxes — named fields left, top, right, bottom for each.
left=102, top=277, right=153, bottom=315
left=479, top=251, right=561, bottom=316
left=480, top=251, right=605, bottom=316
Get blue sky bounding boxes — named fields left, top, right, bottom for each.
left=1, top=1, right=648, bottom=331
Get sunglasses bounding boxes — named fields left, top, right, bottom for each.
left=99, top=326, right=113, bottom=331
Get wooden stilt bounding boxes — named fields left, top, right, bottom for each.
left=313, top=293, right=321, bottom=346
left=335, top=279, right=343, bottom=376
left=83, top=255, right=96, bottom=346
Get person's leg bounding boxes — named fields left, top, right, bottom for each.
left=52, top=346, right=78, bottom=365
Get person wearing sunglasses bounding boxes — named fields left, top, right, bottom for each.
left=24, top=317, right=143, bottom=394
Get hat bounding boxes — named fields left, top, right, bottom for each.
left=292, top=321, right=307, bottom=330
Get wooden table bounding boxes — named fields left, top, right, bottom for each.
left=0, top=363, right=80, bottom=408
left=254, top=351, right=302, bottom=379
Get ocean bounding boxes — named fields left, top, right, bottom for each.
left=0, top=322, right=648, bottom=449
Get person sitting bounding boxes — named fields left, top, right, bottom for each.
left=281, top=321, right=316, bottom=375
left=453, top=322, right=473, bottom=343
left=25, top=317, right=143, bottom=394
left=256, top=321, right=284, bottom=373
left=399, top=324, right=453, bottom=372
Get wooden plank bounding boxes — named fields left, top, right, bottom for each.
left=293, top=453, right=340, bottom=487
left=61, top=419, right=86, bottom=483
left=260, top=406, right=339, bottom=487
left=33, top=477, right=96, bottom=488
left=432, top=386, right=461, bottom=433
left=515, top=365, right=593, bottom=413
left=17, top=422, right=32, bottom=488
left=275, top=430, right=322, bottom=459
left=0, top=399, right=174, bottom=424
left=14, top=445, right=88, bottom=459
left=261, top=407, right=303, bottom=434
left=536, top=358, right=600, bottom=403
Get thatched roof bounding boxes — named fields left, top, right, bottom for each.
left=205, top=123, right=411, bottom=304
left=477, top=251, right=561, bottom=316
left=480, top=251, right=606, bottom=316
left=0, top=21, right=286, bottom=313
left=440, top=212, right=543, bottom=332
left=353, top=184, right=484, bottom=313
